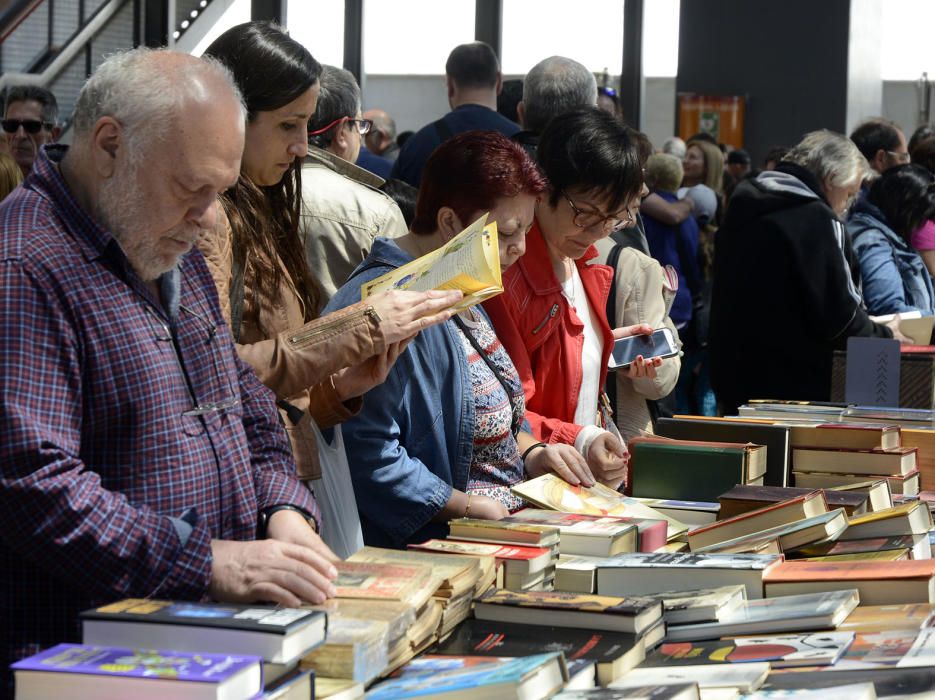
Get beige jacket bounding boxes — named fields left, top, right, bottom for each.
left=593, top=239, right=682, bottom=440
left=300, top=147, right=407, bottom=300
left=197, top=207, right=385, bottom=479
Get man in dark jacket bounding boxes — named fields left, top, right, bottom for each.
left=710, top=130, right=903, bottom=415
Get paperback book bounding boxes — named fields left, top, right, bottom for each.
left=643, top=632, right=855, bottom=669
left=501, top=509, right=641, bottom=556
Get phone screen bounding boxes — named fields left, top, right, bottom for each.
left=609, top=329, right=677, bottom=368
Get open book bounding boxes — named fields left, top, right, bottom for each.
left=361, top=213, right=501, bottom=311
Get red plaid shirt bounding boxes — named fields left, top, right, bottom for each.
left=0, top=146, right=317, bottom=694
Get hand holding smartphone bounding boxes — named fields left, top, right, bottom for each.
left=607, top=327, right=679, bottom=369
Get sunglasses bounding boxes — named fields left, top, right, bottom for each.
left=1, top=119, right=54, bottom=135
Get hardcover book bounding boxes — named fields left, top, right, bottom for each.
left=643, top=632, right=855, bottom=668
left=838, top=501, right=933, bottom=539
left=693, top=509, right=849, bottom=555
left=664, top=590, right=860, bottom=642
left=688, top=491, right=828, bottom=550
left=763, top=559, right=935, bottom=605
left=500, top=509, right=641, bottom=556
left=473, top=588, right=663, bottom=635
left=10, top=643, right=262, bottom=700
left=790, top=423, right=901, bottom=450
left=792, top=446, right=917, bottom=476
left=629, top=498, right=721, bottom=527
left=511, top=474, right=689, bottom=540
left=80, top=598, right=325, bottom=665
left=628, top=436, right=767, bottom=502
left=793, top=469, right=920, bottom=496
left=435, top=618, right=647, bottom=686
left=791, top=534, right=931, bottom=561
left=445, top=518, right=561, bottom=548
left=718, top=484, right=868, bottom=520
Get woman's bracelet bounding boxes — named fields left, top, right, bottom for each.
left=463, top=493, right=473, bottom=518
left=521, top=441, right=548, bottom=463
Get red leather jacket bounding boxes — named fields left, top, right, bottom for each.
left=485, top=221, right=615, bottom=446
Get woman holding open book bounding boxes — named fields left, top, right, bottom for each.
left=485, top=107, right=653, bottom=491
left=326, top=131, right=599, bottom=546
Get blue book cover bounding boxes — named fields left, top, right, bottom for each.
left=11, top=643, right=261, bottom=683
left=366, top=652, right=565, bottom=698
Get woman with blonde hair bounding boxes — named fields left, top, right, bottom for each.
left=0, top=152, right=23, bottom=201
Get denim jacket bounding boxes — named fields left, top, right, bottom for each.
left=848, top=199, right=935, bottom=317
left=323, top=237, right=475, bottom=547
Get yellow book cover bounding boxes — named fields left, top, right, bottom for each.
left=361, top=213, right=500, bottom=311
left=848, top=501, right=923, bottom=525
left=804, top=550, right=909, bottom=562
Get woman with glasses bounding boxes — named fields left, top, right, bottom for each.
left=197, top=22, right=459, bottom=552
left=848, top=164, right=935, bottom=317
left=486, top=107, right=653, bottom=491
left=326, top=130, right=597, bottom=547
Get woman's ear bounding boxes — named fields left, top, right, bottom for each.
left=436, top=206, right=463, bottom=239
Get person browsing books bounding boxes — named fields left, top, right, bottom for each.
left=195, top=23, right=461, bottom=547
left=326, top=130, right=596, bottom=546
left=485, top=107, right=654, bottom=490
left=0, top=49, right=340, bottom=698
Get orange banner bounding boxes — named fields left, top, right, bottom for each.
left=678, top=94, right=745, bottom=149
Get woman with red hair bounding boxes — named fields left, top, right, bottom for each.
left=326, top=130, right=594, bottom=547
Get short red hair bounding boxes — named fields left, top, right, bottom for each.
left=411, top=130, right=548, bottom=234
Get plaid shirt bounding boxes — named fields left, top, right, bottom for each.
left=0, top=146, right=317, bottom=691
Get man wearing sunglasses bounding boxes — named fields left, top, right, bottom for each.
left=2, top=84, right=61, bottom=177
left=302, top=65, right=407, bottom=300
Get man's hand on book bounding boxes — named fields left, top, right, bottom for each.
left=369, top=289, right=463, bottom=344
left=587, top=432, right=628, bottom=490
left=208, top=538, right=338, bottom=607
left=524, top=443, right=596, bottom=488
left=333, top=339, right=412, bottom=400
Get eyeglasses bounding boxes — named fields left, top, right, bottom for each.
left=143, top=303, right=240, bottom=418
left=308, top=116, right=373, bottom=137
left=886, top=150, right=911, bottom=164
left=1, top=119, right=54, bottom=134
left=562, top=191, right=636, bottom=232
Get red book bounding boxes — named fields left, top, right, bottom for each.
left=409, top=539, right=552, bottom=575
left=763, top=559, right=935, bottom=605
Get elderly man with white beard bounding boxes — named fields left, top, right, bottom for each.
left=0, top=48, right=338, bottom=698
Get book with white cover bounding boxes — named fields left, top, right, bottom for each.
left=649, top=585, right=747, bottom=625
left=609, top=662, right=770, bottom=693
left=738, top=683, right=876, bottom=700
left=665, top=589, right=860, bottom=642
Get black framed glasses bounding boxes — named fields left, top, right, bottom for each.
left=1, top=119, right=54, bottom=134
left=562, top=191, right=636, bottom=232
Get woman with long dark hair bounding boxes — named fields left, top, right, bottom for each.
left=197, top=22, right=458, bottom=552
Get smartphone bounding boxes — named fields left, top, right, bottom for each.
left=608, top=328, right=679, bottom=369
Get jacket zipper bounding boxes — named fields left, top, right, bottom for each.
left=532, top=303, right=560, bottom=334
left=289, top=309, right=366, bottom=346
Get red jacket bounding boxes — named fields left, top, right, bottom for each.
left=485, top=221, right=615, bottom=446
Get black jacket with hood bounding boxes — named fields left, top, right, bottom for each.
left=710, top=162, right=891, bottom=414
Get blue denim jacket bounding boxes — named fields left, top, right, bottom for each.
left=324, top=237, right=475, bottom=547
left=848, top=199, right=935, bottom=317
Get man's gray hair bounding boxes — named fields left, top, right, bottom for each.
left=308, top=65, right=361, bottom=147
left=522, top=56, right=597, bottom=134
left=4, top=84, right=59, bottom=124
left=72, top=47, right=244, bottom=156
left=783, top=129, right=870, bottom=189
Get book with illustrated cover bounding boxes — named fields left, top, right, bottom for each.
left=739, top=683, right=876, bottom=699
left=435, top=618, right=647, bottom=686
left=11, top=643, right=262, bottom=700
left=790, top=423, right=901, bottom=450
left=665, top=590, right=860, bottom=642
left=609, top=662, right=770, bottom=693
left=688, top=491, right=828, bottom=551
left=445, top=518, right=561, bottom=548
left=473, top=588, right=663, bottom=635
left=643, top=632, right=855, bottom=669
left=388, top=653, right=596, bottom=691
left=650, top=585, right=747, bottom=625
left=836, top=603, right=935, bottom=633
left=361, top=213, right=501, bottom=311
left=333, top=561, right=435, bottom=608
left=763, top=559, right=935, bottom=605
left=628, top=436, right=768, bottom=502
left=348, top=546, right=481, bottom=599
left=299, top=616, right=389, bottom=684
left=595, top=552, right=783, bottom=600
left=79, top=598, right=325, bottom=665
left=554, top=686, right=700, bottom=700
left=511, top=474, right=689, bottom=540
left=409, top=538, right=553, bottom=576
left=718, top=484, right=868, bottom=520
left=693, top=509, right=848, bottom=556
left=500, top=509, right=641, bottom=556
left=792, top=446, right=917, bottom=476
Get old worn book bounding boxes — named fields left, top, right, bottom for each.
left=836, top=603, right=935, bottom=633
left=314, top=676, right=364, bottom=700
left=664, top=589, right=860, bottom=642
left=791, top=533, right=931, bottom=561
left=693, top=509, right=849, bottom=555
left=628, top=436, right=767, bottom=502
left=361, top=213, right=501, bottom=311
left=79, top=598, right=325, bottom=665
left=334, top=561, right=436, bottom=609
left=792, top=446, right=917, bottom=476
left=435, top=618, right=647, bottom=686
left=511, top=474, right=689, bottom=540
left=828, top=479, right=893, bottom=511
left=500, top=509, right=640, bottom=556
left=630, top=498, right=721, bottom=526
left=718, top=484, right=868, bottom=520
left=790, top=423, right=901, bottom=450
left=643, top=631, right=855, bottom=668
left=658, top=416, right=792, bottom=487
left=11, top=644, right=262, bottom=700
left=409, top=538, right=553, bottom=576
left=793, top=469, right=920, bottom=496
left=446, top=517, right=560, bottom=548
left=688, top=491, right=828, bottom=550
left=473, top=588, right=663, bottom=635
left=300, top=617, right=389, bottom=683
left=803, top=550, right=908, bottom=563
left=838, top=501, right=933, bottom=539
left=595, top=552, right=783, bottom=600
left=763, top=559, right=935, bottom=604
left=350, top=546, right=480, bottom=599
